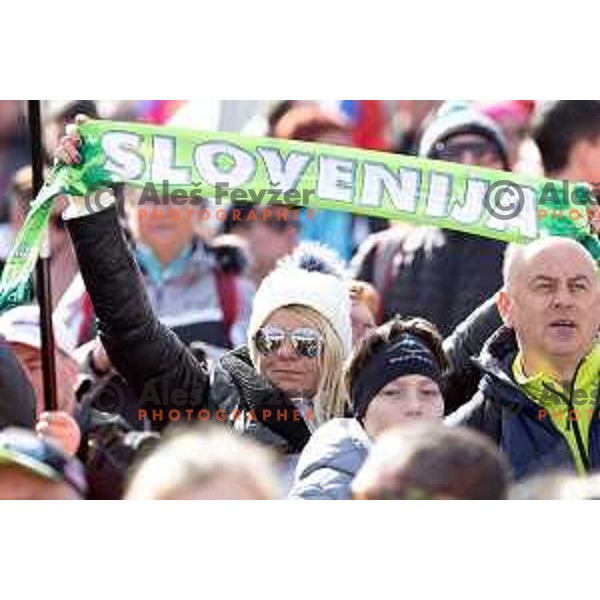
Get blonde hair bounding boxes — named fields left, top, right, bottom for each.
left=249, top=304, right=350, bottom=423
left=124, top=426, right=280, bottom=500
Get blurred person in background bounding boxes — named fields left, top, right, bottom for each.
left=42, top=100, right=99, bottom=156
left=353, top=100, right=511, bottom=338
left=0, top=101, right=29, bottom=265
left=532, top=100, right=600, bottom=235
left=237, top=100, right=311, bottom=137
left=0, top=101, right=29, bottom=216
left=533, top=100, right=600, bottom=233
left=60, top=183, right=254, bottom=357
left=220, top=203, right=301, bottom=285
left=352, top=422, right=510, bottom=500
left=0, top=305, right=81, bottom=455
left=533, top=100, right=600, bottom=189
left=100, top=100, right=145, bottom=122
left=273, top=104, right=384, bottom=260
left=0, top=428, right=86, bottom=499
left=0, top=305, right=79, bottom=418
left=267, top=100, right=305, bottom=135
left=0, top=101, right=95, bottom=276
left=477, top=100, right=536, bottom=171
left=0, top=339, right=37, bottom=431
left=125, top=426, right=280, bottom=499
left=0, top=335, right=78, bottom=458
left=392, top=100, right=441, bottom=155
left=6, top=166, right=79, bottom=305
left=121, top=185, right=253, bottom=349
left=510, top=471, right=600, bottom=500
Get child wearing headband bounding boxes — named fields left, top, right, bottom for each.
left=289, top=316, right=447, bottom=500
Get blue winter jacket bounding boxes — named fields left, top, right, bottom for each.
left=447, top=327, right=600, bottom=480
left=288, top=418, right=371, bottom=500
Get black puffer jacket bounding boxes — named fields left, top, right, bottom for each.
left=67, top=207, right=311, bottom=454
left=442, top=296, right=502, bottom=414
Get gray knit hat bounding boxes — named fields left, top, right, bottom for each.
left=418, top=101, right=510, bottom=169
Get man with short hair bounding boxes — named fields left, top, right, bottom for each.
left=533, top=101, right=600, bottom=233
left=449, top=236, right=600, bottom=479
left=533, top=100, right=600, bottom=184
left=442, top=102, right=600, bottom=415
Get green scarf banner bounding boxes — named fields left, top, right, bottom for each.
left=1, top=118, right=599, bottom=311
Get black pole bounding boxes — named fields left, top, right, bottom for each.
left=28, top=100, right=58, bottom=412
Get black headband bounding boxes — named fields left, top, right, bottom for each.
left=350, top=334, right=443, bottom=421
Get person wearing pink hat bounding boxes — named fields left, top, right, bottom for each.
left=477, top=100, right=536, bottom=170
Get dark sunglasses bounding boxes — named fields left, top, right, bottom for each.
left=254, top=326, right=323, bottom=358
left=433, top=139, right=501, bottom=163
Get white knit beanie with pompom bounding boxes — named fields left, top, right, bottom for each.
left=248, top=262, right=352, bottom=359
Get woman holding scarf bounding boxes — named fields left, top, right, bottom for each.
left=54, top=121, right=352, bottom=458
